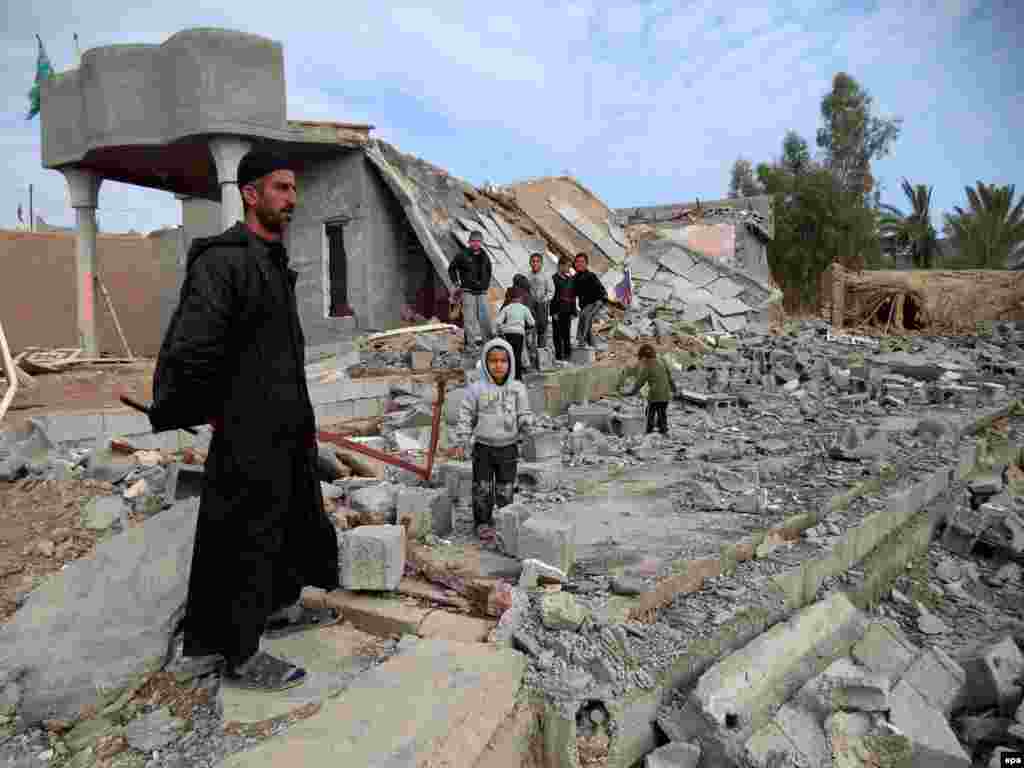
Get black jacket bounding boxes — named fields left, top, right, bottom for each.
left=447, top=246, right=493, bottom=294
left=551, top=272, right=577, bottom=316
left=151, top=222, right=338, bottom=664
left=573, top=270, right=607, bottom=309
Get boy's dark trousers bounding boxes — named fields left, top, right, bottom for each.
left=502, top=332, right=526, bottom=379
left=646, top=401, right=669, bottom=434
left=471, top=443, right=518, bottom=527
left=532, top=300, right=549, bottom=349
left=552, top=313, right=572, bottom=360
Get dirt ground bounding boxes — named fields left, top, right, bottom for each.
left=3, top=360, right=156, bottom=436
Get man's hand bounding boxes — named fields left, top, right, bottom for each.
left=449, top=446, right=466, bottom=461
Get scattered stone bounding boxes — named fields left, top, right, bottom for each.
left=123, top=707, right=186, bottom=752
left=988, top=563, right=1022, bottom=586
left=610, top=576, right=645, bottom=597
left=935, top=559, right=962, bottom=583
left=900, top=646, right=966, bottom=716
left=540, top=592, right=588, bottom=632
left=82, top=496, right=126, bottom=532
left=916, top=602, right=951, bottom=635
left=888, top=680, right=971, bottom=768
left=339, top=525, right=406, bottom=591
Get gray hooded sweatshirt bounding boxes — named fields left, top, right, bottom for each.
left=455, top=338, right=533, bottom=450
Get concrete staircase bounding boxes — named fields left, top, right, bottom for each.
left=217, top=637, right=527, bottom=767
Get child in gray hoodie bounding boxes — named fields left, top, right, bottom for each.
left=451, top=338, right=533, bottom=541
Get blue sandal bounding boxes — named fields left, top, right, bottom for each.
left=223, top=651, right=307, bottom=692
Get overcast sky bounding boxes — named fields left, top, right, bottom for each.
left=1, top=0, right=1021, bottom=235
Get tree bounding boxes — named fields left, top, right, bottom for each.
left=780, top=131, right=811, bottom=177
left=877, top=178, right=940, bottom=268
left=943, top=182, right=1024, bottom=269
left=816, top=73, right=902, bottom=201
left=728, top=157, right=761, bottom=198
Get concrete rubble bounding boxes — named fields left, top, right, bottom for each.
left=3, top=318, right=1024, bottom=767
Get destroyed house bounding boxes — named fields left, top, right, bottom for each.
left=36, top=26, right=775, bottom=357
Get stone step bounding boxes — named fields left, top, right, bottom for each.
left=217, top=638, right=527, bottom=767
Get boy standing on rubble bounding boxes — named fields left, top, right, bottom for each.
left=527, top=252, right=551, bottom=355
left=495, top=287, right=536, bottom=380
left=451, top=338, right=533, bottom=542
left=551, top=254, right=576, bottom=361
left=448, top=230, right=494, bottom=352
left=572, top=252, right=607, bottom=349
left=619, top=344, right=677, bottom=435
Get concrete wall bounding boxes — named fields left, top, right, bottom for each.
left=0, top=229, right=172, bottom=357
left=41, top=28, right=289, bottom=168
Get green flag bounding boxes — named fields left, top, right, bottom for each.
left=27, top=34, right=54, bottom=120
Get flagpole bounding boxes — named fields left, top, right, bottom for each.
left=74, top=34, right=81, bottom=66
left=29, top=185, right=33, bottom=233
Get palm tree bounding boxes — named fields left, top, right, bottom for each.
left=877, top=178, right=939, bottom=268
left=943, top=182, right=1024, bottom=269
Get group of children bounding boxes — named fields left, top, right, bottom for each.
left=492, top=249, right=611, bottom=380
left=455, top=250, right=677, bottom=541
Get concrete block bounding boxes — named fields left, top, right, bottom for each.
left=572, top=347, right=596, bottom=366
left=163, top=462, right=204, bottom=503
left=410, top=350, right=434, bottom=370
left=568, top=403, right=610, bottom=432
left=539, top=592, right=588, bottom=631
left=961, top=636, right=1024, bottom=715
left=852, top=622, right=919, bottom=680
left=520, top=431, right=563, bottom=462
left=349, top=483, right=399, bottom=524
left=438, top=462, right=473, bottom=503
left=101, top=411, right=153, bottom=438
left=611, top=413, right=647, bottom=439
left=644, top=741, right=701, bottom=768
left=396, top=487, right=452, bottom=539
left=494, top=504, right=532, bottom=558
left=314, top=400, right=356, bottom=424
left=339, top=525, right=406, bottom=591
left=900, top=646, right=966, bottom=716
left=519, top=517, right=576, bottom=574
left=888, top=680, right=970, bottom=768
left=816, top=658, right=891, bottom=712
left=690, top=592, right=865, bottom=745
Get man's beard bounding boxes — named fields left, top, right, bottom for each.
left=257, top=204, right=291, bottom=234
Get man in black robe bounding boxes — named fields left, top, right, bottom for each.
left=149, top=148, right=340, bottom=691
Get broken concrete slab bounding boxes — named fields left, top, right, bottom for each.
left=218, top=638, right=527, bottom=768
left=540, top=592, right=588, bottom=632
left=644, top=740, right=701, bottom=768
left=888, top=679, right=971, bottom=768
left=338, top=525, right=406, bottom=591
left=519, top=518, right=576, bottom=575
left=518, top=558, right=566, bottom=589
left=0, top=498, right=199, bottom=727
left=900, top=646, right=966, bottom=716
left=495, top=504, right=533, bottom=559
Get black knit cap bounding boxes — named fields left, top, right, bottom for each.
left=237, top=148, right=294, bottom=189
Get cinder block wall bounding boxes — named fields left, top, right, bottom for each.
left=0, top=228, right=174, bottom=357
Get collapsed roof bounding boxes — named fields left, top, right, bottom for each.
left=366, top=139, right=773, bottom=330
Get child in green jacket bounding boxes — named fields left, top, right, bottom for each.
left=620, top=344, right=677, bottom=435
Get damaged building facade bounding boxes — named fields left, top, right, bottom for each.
left=37, top=27, right=776, bottom=359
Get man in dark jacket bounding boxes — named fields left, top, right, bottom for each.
left=572, top=252, right=607, bottom=349
left=149, top=149, right=340, bottom=692
left=448, top=231, right=494, bottom=352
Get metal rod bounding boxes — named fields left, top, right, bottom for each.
left=29, top=185, right=33, bottom=233
left=318, top=377, right=449, bottom=482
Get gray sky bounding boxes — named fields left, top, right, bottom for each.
left=2, top=0, right=1021, bottom=234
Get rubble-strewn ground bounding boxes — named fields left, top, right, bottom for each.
left=3, top=317, right=1024, bottom=767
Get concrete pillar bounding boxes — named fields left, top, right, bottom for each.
left=208, top=136, right=252, bottom=232
left=61, top=168, right=103, bottom=357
